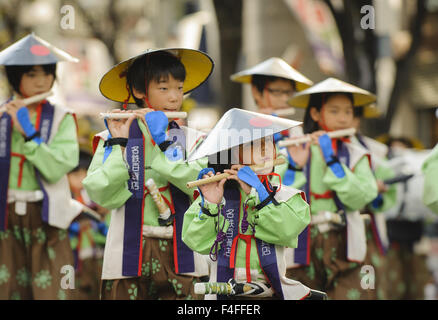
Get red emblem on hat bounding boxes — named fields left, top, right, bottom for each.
left=30, top=45, right=51, bottom=56
left=249, top=116, right=272, bottom=128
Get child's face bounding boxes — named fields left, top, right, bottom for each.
left=239, top=136, right=275, bottom=173
left=19, top=65, right=54, bottom=98
left=147, top=74, right=184, bottom=112
left=253, top=78, right=295, bottom=112
left=311, top=94, right=354, bottom=131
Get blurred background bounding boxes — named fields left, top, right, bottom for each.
left=1, top=0, right=438, bottom=300
left=1, top=0, right=437, bottom=148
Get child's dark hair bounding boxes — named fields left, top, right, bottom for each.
left=4, top=64, right=56, bottom=94
left=303, top=92, right=354, bottom=134
left=251, top=74, right=296, bottom=94
left=386, top=136, right=414, bottom=149
left=126, top=51, right=186, bottom=107
left=353, top=106, right=364, bottom=118
left=207, top=149, right=240, bottom=190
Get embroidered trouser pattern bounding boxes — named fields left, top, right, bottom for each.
left=385, top=242, right=434, bottom=300
left=100, top=236, right=202, bottom=300
left=0, top=201, right=77, bottom=300
left=74, top=257, right=103, bottom=300
left=286, top=227, right=375, bottom=300
left=363, top=219, right=388, bottom=300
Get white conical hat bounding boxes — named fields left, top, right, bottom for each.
left=187, top=108, right=302, bottom=162
left=0, top=33, right=79, bottom=65
left=230, top=57, right=313, bottom=91
left=288, top=77, right=376, bottom=108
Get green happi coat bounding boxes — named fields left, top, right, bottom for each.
left=8, top=112, right=79, bottom=191
left=278, top=144, right=378, bottom=214
left=0, top=103, right=79, bottom=300
left=422, top=144, right=438, bottom=214
left=182, top=183, right=311, bottom=298
left=82, top=118, right=208, bottom=280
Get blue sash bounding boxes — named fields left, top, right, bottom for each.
left=216, top=188, right=284, bottom=299
left=121, top=120, right=195, bottom=276
left=0, top=113, right=12, bottom=231
left=122, top=120, right=146, bottom=276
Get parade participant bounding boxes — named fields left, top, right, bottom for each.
left=230, top=57, right=313, bottom=116
left=230, top=57, right=313, bottom=187
left=82, top=48, right=213, bottom=300
left=384, top=138, right=435, bottom=299
left=0, top=34, right=81, bottom=300
left=230, top=57, right=313, bottom=141
left=283, top=78, right=378, bottom=299
left=182, top=108, right=326, bottom=300
left=351, top=106, right=397, bottom=299
left=67, top=150, right=109, bottom=300
left=422, top=143, right=438, bottom=214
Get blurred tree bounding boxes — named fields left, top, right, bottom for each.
left=72, top=0, right=121, bottom=63
left=212, top=0, right=242, bottom=115
left=323, top=0, right=427, bottom=136
left=0, top=0, right=31, bottom=47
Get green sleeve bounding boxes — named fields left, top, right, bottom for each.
left=323, top=156, right=378, bottom=211
left=82, top=139, right=132, bottom=209
left=23, top=113, right=79, bottom=183
left=93, top=231, right=107, bottom=246
left=182, top=197, right=229, bottom=255
left=249, top=191, right=310, bottom=248
left=422, top=145, right=438, bottom=214
left=150, top=145, right=208, bottom=197
left=370, top=161, right=397, bottom=213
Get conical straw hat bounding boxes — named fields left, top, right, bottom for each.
left=288, top=77, right=376, bottom=108
left=187, top=107, right=302, bottom=162
left=0, top=33, right=79, bottom=65
left=230, top=57, right=313, bottom=91
left=99, top=48, right=214, bottom=104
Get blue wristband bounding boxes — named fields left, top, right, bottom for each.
left=145, top=111, right=168, bottom=146
left=68, top=221, right=80, bottom=237
left=16, top=107, right=43, bottom=145
left=237, top=166, right=270, bottom=203
left=97, top=222, right=108, bottom=236
left=371, top=194, right=384, bottom=209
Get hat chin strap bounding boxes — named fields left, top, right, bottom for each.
left=122, top=83, right=131, bottom=110
left=143, top=95, right=154, bottom=110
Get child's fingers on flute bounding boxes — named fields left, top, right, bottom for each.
left=202, top=171, right=215, bottom=179
left=124, top=113, right=136, bottom=127
left=310, top=131, right=325, bottom=144
left=230, top=164, right=245, bottom=171
left=224, top=168, right=239, bottom=176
